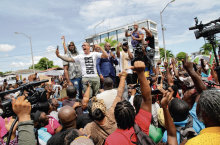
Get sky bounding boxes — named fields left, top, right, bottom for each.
left=0, top=0, right=219, bottom=72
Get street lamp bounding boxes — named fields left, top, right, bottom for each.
left=15, top=32, right=35, bottom=73
left=93, top=20, right=105, bottom=46
left=160, top=0, right=175, bottom=61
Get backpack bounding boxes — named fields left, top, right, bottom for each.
left=130, top=123, right=156, bottom=145
left=175, top=115, right=198, bottom=143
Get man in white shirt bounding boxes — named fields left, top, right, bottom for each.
left=55, top=42, right=108, bottom=98
left=116, top=43, right=133, bottom=85
left=96, top=77, right=117, bottom=111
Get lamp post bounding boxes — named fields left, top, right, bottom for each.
left=160, top=0, right=175, bottom=61
left=93, top=20, right=105, bottom=46
left=15, top=32, right=35, bottom=73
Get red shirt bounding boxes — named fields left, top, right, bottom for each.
left=105, top=109, right=151, bottom=145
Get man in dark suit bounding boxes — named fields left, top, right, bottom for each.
left=97, top=43, right=118, bottom=88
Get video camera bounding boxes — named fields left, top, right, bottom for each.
left=0, top=79, right=49, bottom=118
left=189, top=17, right=220, bottom=84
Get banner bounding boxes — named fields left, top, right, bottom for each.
left=39, top=75, right=51, bottom=84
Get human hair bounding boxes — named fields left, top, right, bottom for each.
left=183, top=73, right=189, bottom=77
left=67, top=85, right=77, bottom=98
left=87, top=101, right=93, bottom=118
left=35, top=111, right=45, bottom=129
left=92, top=108, right=105, bottom=121
left=32, top=102, right=50, bottom=114
left=56, top=129, right=79, bottom=145
left=171, top=85, right=178, bottom=98
left=168, top=98, right=189, bottom=122
left=104, top=77, right=113, bottom=89
left=198, top=90, right=220, bottom=123
left=133, top=95, right=142, bottom=114
left=114, top=100, right=136, bottom=130
left=84, top=42, right=90, bottom=46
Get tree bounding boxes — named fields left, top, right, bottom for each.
left=0, top=72, right=3, bottom=75
left=159, top=47, right=174, bottom=61
left=29, top=57, right=58, bottom=70
left=99, top=36, right=122, bottom=51
left=200, top=39, right=219, bottom=55
left=176, top=52, right=186, bottom=61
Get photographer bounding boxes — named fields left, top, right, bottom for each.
left=116, top=43, right=133, bottom=85
left=125, top=23, right=144, bottom=48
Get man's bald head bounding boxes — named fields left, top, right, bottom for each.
left=104, top=77, right=113, bottom=90
left=104, top=43, right=111, bottom=52
left=58, top=106, right=77, bottom=129
left=134, top=23, right=139, bottom=30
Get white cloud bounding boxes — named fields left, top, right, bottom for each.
left=10, top=62, right=31, bottom=68
left=4, top=54, right=8, bottom=57
left=0, top=44, right=15, bottom=52
left=46, top=46, right=55, bottom=52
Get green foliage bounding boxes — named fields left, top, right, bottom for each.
left=52, top=65, right=60, bottom=68
left=200, top=39, right=219, bottom=55
left=176, top=52, right=186, bottom=61
left=99, top=36, right=122, bottom=51
left=29, top=57, right=58, bottom=70
left=0, top=72, right=3, bottom=75
left=159, top=47, right=174, bottom=61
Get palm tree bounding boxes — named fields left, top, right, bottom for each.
left=99, top=36, right=122, bottom=51
left=159, top=47, right=174, bottom=61
left=200, top=39, right=219, bottom=55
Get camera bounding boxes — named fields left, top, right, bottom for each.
left=128, top=28, right=133, bottom=31
left=0, top=79, right=49, bottom=118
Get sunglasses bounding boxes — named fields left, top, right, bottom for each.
left=82, top=44, right=88, bottom=47
left=69, top=45, right=74, bottom=47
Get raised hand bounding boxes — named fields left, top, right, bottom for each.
left=73, top=102, right=82, bottom=109
left=182, top=54, right=193, bottom=71
left=28, top=73, right=37, bottom=82
left=164, top=62, right=168, bottom=68
left=55, top=48, right=60, bottom=58
left=61, top=36, right=65, bottom=40
left=12, top=95, right=31, bottom=122
left=117, top=43, right=122, bottom=48
left=110, top=52, right=115, bottom=59
left=16, top=75, right=19, bottom=82
left=161, top=87, right=174, bottom=108
left=171, top=58, right=176, bottom=66
left=157, top=60, right=162, bottom=66
left=118, top=70, right=128, bottom=79
left=129, top=61, right=145, bottom=74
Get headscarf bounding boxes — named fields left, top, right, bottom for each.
left=91, top=97, right=106, bottom=116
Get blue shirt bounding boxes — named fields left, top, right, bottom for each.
left=201, top=72, right=208, bottom=77
left=162, top=103, right=205, bottom=144
left=38, top=127, right=52, bottom=143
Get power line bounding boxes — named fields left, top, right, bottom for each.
left=0, top=49, right=54, bottom=58
left=0, top=51, right=56, bottom=63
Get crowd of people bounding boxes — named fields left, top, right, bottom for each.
left=0, top=23, right=220, bottom=145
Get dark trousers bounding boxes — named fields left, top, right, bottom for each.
left=126, top=74, right=133, bottom=85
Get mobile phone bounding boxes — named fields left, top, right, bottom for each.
left=83, top=81, right=90, bottom=85
left=4, top=79, right=7, bottom=83
left=57, top=45, right=59, bottom=50
left=157, top=75, right=162, bottom=85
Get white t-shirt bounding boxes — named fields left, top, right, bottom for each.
left=96, top=89, right=117, bottom=111
left=73, top=52, right=102, bottom=77
left=118, top=52, right=133, bottom=74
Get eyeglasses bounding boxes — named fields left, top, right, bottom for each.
left=82, top=44, right=87, bottom=47
left=69, top=45, right=74, bottom=47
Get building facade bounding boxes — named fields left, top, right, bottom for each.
left=85, top=19, right=160, bottom=65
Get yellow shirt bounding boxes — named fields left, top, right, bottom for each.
left=186, top=127, right=220, bottom=145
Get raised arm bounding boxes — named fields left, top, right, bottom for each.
left=127, top=45, right=133, bottom=60
left=125, top=30, right=131, bottom=37
left=61, top=36, right=67, bottom=54
left=82, top=82, right=90, bottom=110
left=116, top=43, right=121, bottom=58
left=182, top=54, right=207, bottom=94
left=108, top=70, right=127, bottom=115
left=95, top=45, right=108, bottom=58
left=209, top=64, right=219, bottom=84
left=161, top=88, right=178, bottom=145
left=164, top=62, right=174, bottom=86
left=172, top=59, right=181, bottom=82
left=14, top=75, right=19, bottom=89
left=55, top=48, right=75, bottom=62
left=141, top=27, right=153, bottom=37
left=129, top=61, right=151, bottom=112
left=132, top=34, right=144, bottom=41
left=156, top=60, right=161, bottom=77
